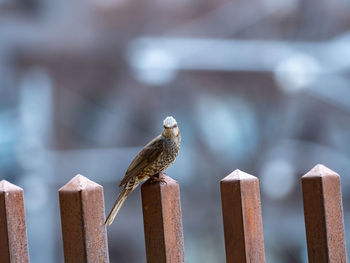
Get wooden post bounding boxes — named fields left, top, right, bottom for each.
left=141, top=175, right=185, bottom=263
left=0, top=180, right=29, bottom=263
left=220, top=169, right=265, bottom=263
left=302, top=164, right=347, bottom=263
left=59, top=174, right=109, bottom=263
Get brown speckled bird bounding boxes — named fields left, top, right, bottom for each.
left=105, top=116, right=181, bottom=226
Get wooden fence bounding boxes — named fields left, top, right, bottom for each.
left=0, top=164, right=347, bottom=263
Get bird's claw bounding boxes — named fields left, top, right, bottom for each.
left=159, top=178, right=167, bottom=185
left=150, top=173, right=167, bottom=185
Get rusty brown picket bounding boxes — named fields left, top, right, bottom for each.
left=141, top=175, right=185, bottom=263
left=220, top=170, right=265, bottom=263
left=58, top=174, right=109, bottom=263
left=0, top=180, right=29, bottom=263
left=302, top=164, right=347, bottom=263
left=0, top=164, right=348, bottom=263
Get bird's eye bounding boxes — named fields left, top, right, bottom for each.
left=164, top=124, right=177, bottom=129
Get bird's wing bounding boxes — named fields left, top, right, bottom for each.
left=119, top=135, right=164, bottom=187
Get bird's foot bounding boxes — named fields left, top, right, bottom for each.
left=150, top=173, right=167, bottom=185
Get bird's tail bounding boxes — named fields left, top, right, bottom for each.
left=104, top=187, right=131, bottom=226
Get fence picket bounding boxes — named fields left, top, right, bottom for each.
left=59, top=174, right=109, bottom=263
left=0, top=180, right=29, bottom=263
left=302, top=164, right=347, bottom=263
left=220, top=169, right=265, bottom=263
left=141, top=175, right=185, bottom=263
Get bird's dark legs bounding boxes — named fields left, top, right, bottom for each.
left=150, top=172, right=167, bottom=185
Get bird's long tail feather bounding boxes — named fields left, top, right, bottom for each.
left=105, top=187, right=131, bottom=226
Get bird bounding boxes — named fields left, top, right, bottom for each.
left=104, top=116, right=181, bottom=226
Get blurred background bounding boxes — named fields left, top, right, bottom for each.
left=1, top=0, right=350, bottom=262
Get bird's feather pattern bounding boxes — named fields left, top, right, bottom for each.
left=119, top=135, right=164, bottom=187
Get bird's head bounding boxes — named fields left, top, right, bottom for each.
left=162, top=116, right=180, bottom=138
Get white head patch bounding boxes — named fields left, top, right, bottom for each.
left=163, top=116, right=177, bottom=128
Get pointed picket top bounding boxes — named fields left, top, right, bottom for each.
left=221, top=169, right=257, bottom=182
left=161, top=175, right=178, bottom=186
left=59, top=174, right=102, bottom=192
left=0, top=180, right=23, bottom=193
left=303, top=164, right=339, bottom=179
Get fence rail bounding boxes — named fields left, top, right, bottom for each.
left=0, top=163, right=347, bottom=262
